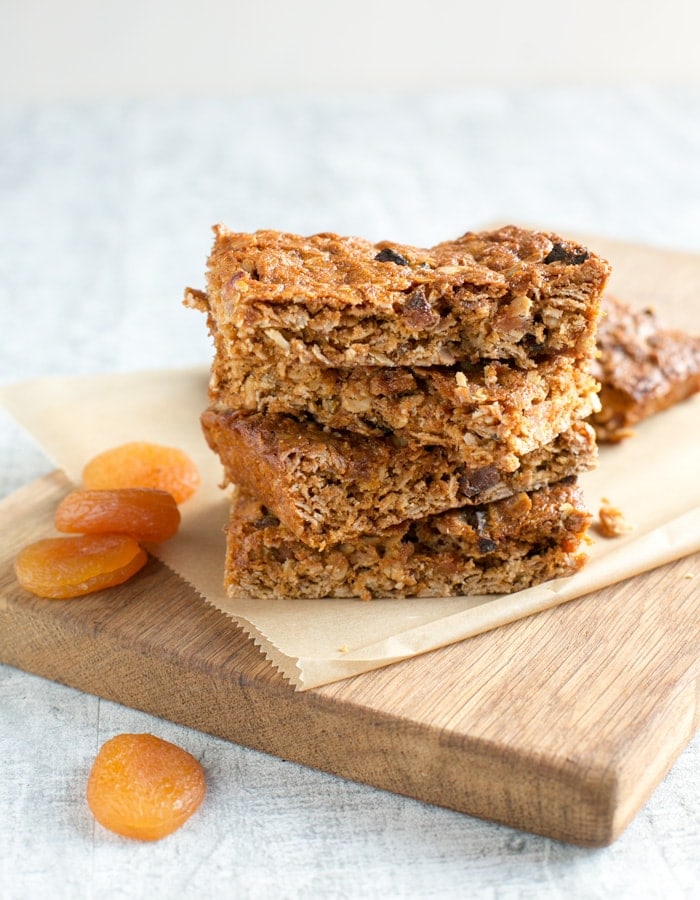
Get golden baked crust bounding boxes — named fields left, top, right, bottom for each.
left=185, top=224, right=610, bottom=369
left=224, top=480, right=591, bottom=599
left=202, top=406, right=597, bottom=549
left=591, top=294, right=700, bottom=442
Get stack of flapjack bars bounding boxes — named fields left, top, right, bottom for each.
left=186, top=224, right=611, bottom=599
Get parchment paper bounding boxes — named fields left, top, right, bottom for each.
left=1, top=366, right=699, bottom=690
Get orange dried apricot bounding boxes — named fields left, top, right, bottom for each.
left=14, top=534, right=148, bottom=599
left=82, top=442, right=200, bottom=504
left=55, top=488, right=180, bottom=543
left=87, top=733, right=206, bottom=841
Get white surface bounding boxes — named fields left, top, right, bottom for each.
left=3, top=0, right=700, bottom=101
left=1, top=90, right=699, bottom=898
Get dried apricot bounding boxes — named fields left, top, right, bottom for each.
left=14, top=534, right=148, bottom=599
left=55, top=488, right=180, bottom=543
left=87, top=733, right=206, bottom=840
left=82, top=442, right=200, bottom=504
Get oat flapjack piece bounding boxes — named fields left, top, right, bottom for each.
left=592, top=294, right=700, bottom=442
left=224, top=480, right=591, bottom=600
left=185, top=224, right=611, bottom=369
left=206, top=352, right=600, bottom=469
left=201, top=407, right=597, bottom=549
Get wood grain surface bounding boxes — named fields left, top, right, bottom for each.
left=1, top=235, right=699, bottom=848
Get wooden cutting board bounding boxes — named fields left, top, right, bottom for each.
left=1, top=235, right=699, bottom=847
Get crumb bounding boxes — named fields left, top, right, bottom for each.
left=338, top=645, right=349, bottom=654
left=683, top=573, right=694, bottom=580
left=597, top=497, right=634, bottom=538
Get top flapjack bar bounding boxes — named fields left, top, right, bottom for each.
left=185, top=224, right=611, bottom=368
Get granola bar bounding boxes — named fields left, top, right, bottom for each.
left=224, top=480, right=591, bottom=600
left=185, top=224, right=611, bottom=369
left=206, top=352, right=600, bottom=470
left=201, top=407, right=597, bottom=549
left=591, top=294, right=700, bottom=442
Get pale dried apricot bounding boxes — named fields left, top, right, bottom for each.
left=55, top=488, right=180, bottom=543
left=82, top=442, right=200, bottom=504
left=14, top=534, right=148, bottom=599
left=87, top=733, right=206, bottom=841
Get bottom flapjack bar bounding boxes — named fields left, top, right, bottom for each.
left=202, top=407, right=597, bottom=549
left=224, top=479, right=591, bottom=600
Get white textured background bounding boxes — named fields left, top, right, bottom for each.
left=3, top=0, right=700, bottom=99
left=1, top=4, right=700, bottom=899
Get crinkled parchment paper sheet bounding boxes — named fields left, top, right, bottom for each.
left=1, top=366, right=699, bottom=690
